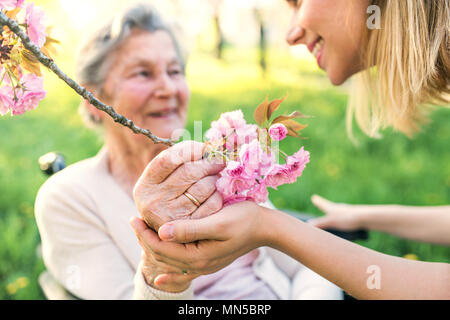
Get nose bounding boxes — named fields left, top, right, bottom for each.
left=286, top=10, right=305, bottom=46
left=154, top=73, right=177, bottom=98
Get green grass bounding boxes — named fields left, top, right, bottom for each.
left=0, top=47, right=449, bottom=299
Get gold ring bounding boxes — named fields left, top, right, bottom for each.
left=183, top=191, right=201, bottom=207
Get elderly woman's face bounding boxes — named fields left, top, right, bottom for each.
left=286, top=0, right=368, bottom=85
left=101, top=29, right=189, bottom=141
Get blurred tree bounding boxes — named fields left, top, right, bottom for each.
left=254, top=6, right=267, bottom=76
left=210, top=0, right=225, bottom=59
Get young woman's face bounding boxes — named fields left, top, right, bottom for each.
left=286, top=0, right=369, bottom=85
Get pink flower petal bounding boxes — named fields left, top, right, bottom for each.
left=25, top=3, right=47, bottom=48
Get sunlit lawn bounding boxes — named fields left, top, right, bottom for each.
left=0, top=47, right=449, bottom=299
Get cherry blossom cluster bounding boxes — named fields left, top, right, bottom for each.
left=204, top=97, right=310, bottom=206
left=0, top=0, right=48, bottom=116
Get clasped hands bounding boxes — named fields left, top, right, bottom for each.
left=130, top=141, right=267, bottom=293
left=130, top=141, right=364, bottom=293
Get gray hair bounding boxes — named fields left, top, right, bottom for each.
left=76, top=3, right=186, bottom=129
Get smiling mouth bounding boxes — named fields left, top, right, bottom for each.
left=307, top=36, right=325, bottom=68
left=147, top=109, right=177, bottom=118
left=311, top=38, right=324, bottom=58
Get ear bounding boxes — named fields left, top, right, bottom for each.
left=82, top=85, right=105, bottom=122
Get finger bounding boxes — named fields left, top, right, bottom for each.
left=311, top=194, right=333, bottom=212
left=131, top=217, right=195, bottom=269
left=141, top=210, right=172, bottom=232
left=130, top=216, right=160, bottom=252
left=164, top=195, right=198, bottom=221
left=183, top=175, right=219, bottom=205
left=137, top=141, right=205, bottom=186
left=163, top=158, right=224, bottom=197
left=158, top=214, right=227, bottom=243
left=190, top=190, right=223, bottom=220
left=154, top=273, right=197, bottom=289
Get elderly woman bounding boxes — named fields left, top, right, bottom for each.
left=35, top=4, right=342, bottom=300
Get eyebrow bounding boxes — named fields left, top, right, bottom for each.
left=130, top=57, right=181, bottom=68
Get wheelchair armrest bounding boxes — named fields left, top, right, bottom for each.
left=282, top=209, right=368, bottom=241
left=38, top=152, right=66, bottom=176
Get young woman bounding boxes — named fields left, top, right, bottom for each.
left=131, top=0, right=450, bottom=299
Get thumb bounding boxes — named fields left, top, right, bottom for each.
left=308, top=216, right=335, bottom=229
left=158, top=217, right=224, bottom=243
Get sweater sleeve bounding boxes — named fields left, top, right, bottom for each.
left=133, top=262, right=193, bottom=300
left=34, top=176, right=193, bottom=300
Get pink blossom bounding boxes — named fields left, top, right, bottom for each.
left=209, top=110, right=247, bottom=136
left=206, top=110, right=258, bottom=152
left=11, top=73, right=46, bottom=115
left=239, top=139, right=264, bottom=177
left=216, top=175, right=255, bottom=199
left=25, top=3, right=47, bottom=48
left=206, top=106, right=310, bottom=207
left=225, top=161, right=244, bottom=177
left=221, top=110, right=247, bottom=130
left=286, top=147, right=310, bottom=177
left=246, top=180, right=269, bottom=203
left=235, top=124, right=258, bottom=145
left=210, top=110, right=246, bottom=135
left=265, top=147, right=310, bottom=188
left=264, top=164, right=292, bottom=188
left=0, top=85, right=14, bottom=116
left=205, top=127, right=223, bottom=141
left=269, top=123, right=288, bottom=141
left=0, top=0, right=24, bottom=11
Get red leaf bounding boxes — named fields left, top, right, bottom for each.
left=254, top=95, right=269, bottom=127
left=267, top=94, right=288, bottom=121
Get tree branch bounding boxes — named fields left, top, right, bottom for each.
left=0, top=11, right=174, bottom=146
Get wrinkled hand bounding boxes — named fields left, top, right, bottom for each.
left=131, top=201, right=271, bottom=280
left=309, top=194, right=367, bottom=231
left=133, top=141, right=225, bottom=232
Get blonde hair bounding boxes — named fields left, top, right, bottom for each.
left=347, top=0, right=449, bottom=139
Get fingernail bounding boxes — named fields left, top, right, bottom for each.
left=129, top=217, right=138, bottom=231
left=154, top=275, right=164, bottom=287
left=159, top=224, right=174, bottom=241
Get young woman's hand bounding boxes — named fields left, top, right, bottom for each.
left=130, top=201, right=273, bottom=280
left=308, top=194, right=369, bottom=231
